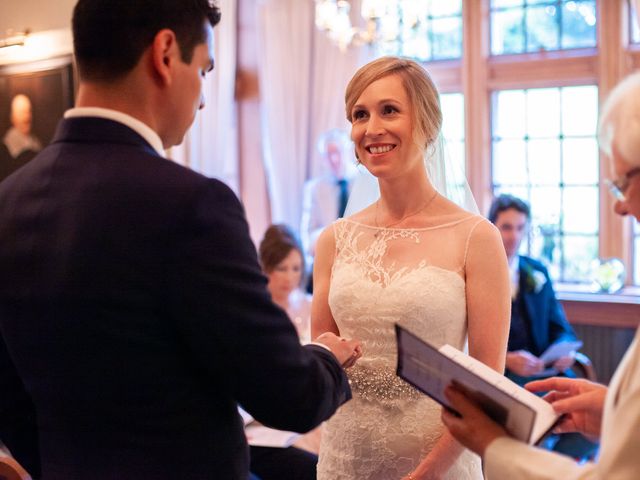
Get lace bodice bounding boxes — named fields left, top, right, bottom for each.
left=317, top=217, right=485, bottom=479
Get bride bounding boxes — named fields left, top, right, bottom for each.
left=312, top=56, right=511, bottom=479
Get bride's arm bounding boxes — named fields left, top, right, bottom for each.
left=405, top=220, right=511, bottom=480
left=311, top=225, right=340, bottom=339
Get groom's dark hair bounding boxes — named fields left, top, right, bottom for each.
left=488, top=194, right=531, bottom=224
left=72, top=0, right=221, bottom=82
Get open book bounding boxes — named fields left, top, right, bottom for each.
left=395, top=324, right=563, bottom=445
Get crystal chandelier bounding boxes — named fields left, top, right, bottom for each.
left=315, top=0, right=425, bottom=52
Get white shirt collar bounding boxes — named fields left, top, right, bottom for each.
left=64, top=107, right=164, bottom=157
left=509, top=255, right=520, bottom=299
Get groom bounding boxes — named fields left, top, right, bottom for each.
left=0, top=1, right=359, bottom=479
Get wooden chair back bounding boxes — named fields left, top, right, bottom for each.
left=0, top=456, right=32, bottom=480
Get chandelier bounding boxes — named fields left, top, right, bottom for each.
left=315, top=0, right=426, bottom=51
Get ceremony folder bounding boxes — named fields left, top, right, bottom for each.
left=395, top=324, right=563, bottom=445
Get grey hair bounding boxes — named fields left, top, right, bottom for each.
left=598, top=72, right=640, bottom=167
left=316, top=128, right=351, bottom=157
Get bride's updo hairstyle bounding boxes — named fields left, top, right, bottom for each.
left=344, top=56, right=443, bottom=150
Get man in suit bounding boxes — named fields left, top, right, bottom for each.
left=0, top=1, right=360, bottom=479
left=300, top=128, right=353, bottom=292
left=488, top=194, right=597, bottom=459
left=488, top=194, right=578, bottom=386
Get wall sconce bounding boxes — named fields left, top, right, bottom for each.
left=0, top=29, right=30, bottom=50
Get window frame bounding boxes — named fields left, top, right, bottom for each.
left=425, top=0, right=640, bottom=287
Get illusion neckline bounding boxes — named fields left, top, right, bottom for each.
left=340, top=214, right=480, bottom=232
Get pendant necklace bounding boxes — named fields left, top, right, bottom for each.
left=373, top=190, right=439, bottom=238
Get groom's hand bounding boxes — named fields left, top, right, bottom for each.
left=314, top=332, right=362, bottom=368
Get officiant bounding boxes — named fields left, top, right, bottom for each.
left=443, top=70, right=640, bottom=480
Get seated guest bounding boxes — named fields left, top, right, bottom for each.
left=488, top=194, right=596, bottom=458
left=246, top=224, right=318, bottom=480
left=488, top=194, right=579, bottom=386
left=259, top=224, right=312, bottom=344
left=442, top=70, right=640, bottom=480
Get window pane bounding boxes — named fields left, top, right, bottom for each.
left=492, top=85, right=599, bottom=283
left=561, top=85, right=598, bottom=136
left=527, top=5, right=560, bottom=52
left=531, top=229, right=560, bottom=273
left=494, top=90, right=526, bottom=138
left=491, top=9, right=525, bottom=54
left=529, top=140, right=561, bottom=185
left=561, top=1, right=597, bottom=49
left=429, top=0, right=462, bottom=17
left=564, top=186, right=599, bottom=234
left=375, top=0, right=463, bottom=61
left=527, top=88, right=560, bottom=138
left=563, top=235, right=598, bottom=282
left=441, top=93, right=464, bottom=141
left=432, top=17, right=463, bottom=59
left=440, top=92, right=465, bottom=175
left=635, top=235, right=640, bottom=284
left=631, top=0, right=640, bottom=44
left=531, top=186, right=562, bottom=225
left=493, top=139, right=528, bottom=185
left=492, top=0, right=524, bottom=7
left=562, top=138, right=599, bottom=185
left=491, top=0, right=597, bottom=55
left=400, top=24, right=431, bottom=61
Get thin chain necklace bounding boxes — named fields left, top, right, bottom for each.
left=374, top=190, right=439, bottom=238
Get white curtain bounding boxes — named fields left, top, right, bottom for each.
left=307, top=6, right=373, bottom=178
left=256, top=0, right=367, bottom=230
left=256, top=0, right=314, bottom=228
left=169, top=0, right=239, bottom=193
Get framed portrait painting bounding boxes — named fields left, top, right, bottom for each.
left=0, top=56, right=75, bottom=181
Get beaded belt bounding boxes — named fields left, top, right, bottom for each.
left=348, top=363, right=421, bottom=401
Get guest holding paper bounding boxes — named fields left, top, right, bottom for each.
left=488, top=194, right=597, bottom=460
left=488, top=194, right=580, bottom=385
left=313, top=56, right=510, bottom=480
left=442, top=71, right=640, bottom=480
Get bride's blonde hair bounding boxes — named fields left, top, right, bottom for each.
left=344, top=56, right=442, bottom=149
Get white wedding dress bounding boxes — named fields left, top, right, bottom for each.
left=317, top=217, right=486, bottom=480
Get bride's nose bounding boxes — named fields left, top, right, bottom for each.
left=365, top=114, right=385, bottom=137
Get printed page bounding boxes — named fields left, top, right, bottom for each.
left=539, top=340, right=583, bottom=365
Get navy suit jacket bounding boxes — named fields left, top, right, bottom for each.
left=0, top=117, right=351, bottom=480
left=516, top=256, right=577, bottom=357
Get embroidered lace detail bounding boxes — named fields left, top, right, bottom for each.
left=318, top=218, right=483, bottom=480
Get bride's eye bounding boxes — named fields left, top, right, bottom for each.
left=352, top=109, right=368, bottom=120
left=382, top=105, right=398, bottom=115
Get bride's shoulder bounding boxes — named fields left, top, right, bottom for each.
left=339, top=203, right=377, bottom=226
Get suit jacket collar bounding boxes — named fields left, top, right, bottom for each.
left=518, top=255, right=544, bottom=354
left=51, top=117, right=161, bottom=158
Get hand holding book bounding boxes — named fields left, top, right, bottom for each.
left=441, top=384, right=509, bottom=456
left=395, top=324, right=563, bottom=446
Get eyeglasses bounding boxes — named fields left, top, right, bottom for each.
left=605, top=167, right=640, bottom=201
